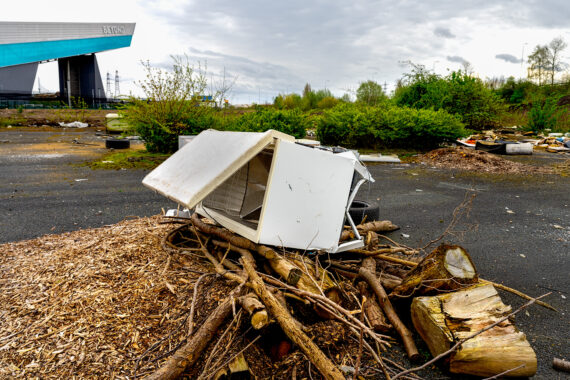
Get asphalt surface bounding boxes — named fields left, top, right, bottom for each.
left=0, top=128, right=568, bottom=379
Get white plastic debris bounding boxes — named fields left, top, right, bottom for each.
left=59, top=121, right=88, bottom=128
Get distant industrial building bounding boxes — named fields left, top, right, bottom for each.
left=0, top=21, right=135, bottom=105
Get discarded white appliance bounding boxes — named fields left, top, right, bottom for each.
left=143, top=129, right=374, bottom=252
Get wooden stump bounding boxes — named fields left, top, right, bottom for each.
left=390, top=244, right=478, bottom=298
left=411, top=283, right=537, bottom=378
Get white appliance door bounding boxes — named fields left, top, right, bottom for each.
left=259, top=141, right=354, bottom=251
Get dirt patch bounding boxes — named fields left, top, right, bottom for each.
left=0, top=109, right=109, bottom=128
left=416, top=147, right=554, bottom=175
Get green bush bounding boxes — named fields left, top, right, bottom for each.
left=316, top=103, right=466, bottom=149
left=124, top=57, right=214, bottom=153
left=228, top=107, right=306, bottom=138
left=394, top=69, right=505, bottom=130
left=527, top=96, right=563, bottom=133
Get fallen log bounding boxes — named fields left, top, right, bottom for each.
left=239, top=293, right=269, bottom=330
left=357, top=258, right=391, bottom=333
left=239, top=250, right=345, bottom=380
left=390, top=244, right=478, bottom=298
left=359, top=266, right=420, bottom=361
left=145, top=297, right=233, bottom=380
left=411, top=283, right=537, bottom=378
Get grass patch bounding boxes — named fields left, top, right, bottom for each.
left=85, top=150, right=170, bottom=170
left=0, top=117, right=26, bottom=128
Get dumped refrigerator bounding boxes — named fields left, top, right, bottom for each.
left=143, top=129, right=374, bottom=252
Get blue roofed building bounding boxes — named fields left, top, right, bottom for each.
left=0, top=22, right=135, bottom=104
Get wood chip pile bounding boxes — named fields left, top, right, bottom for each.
left=0, top=217, right=212, bottom=379
left=417, top=147, right=553, bottom=174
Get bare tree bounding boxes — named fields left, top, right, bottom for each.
left=213, top=67, right=238, bottom=108
left=547, top=37, right=568, bottom=85
left=461, top=60, right=475, bottom=76
left=527, top=45, right=550, bottom=86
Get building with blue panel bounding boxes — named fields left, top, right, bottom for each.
left=0, top=22, right=135, bottom=104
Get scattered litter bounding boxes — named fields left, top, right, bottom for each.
left=74, top=178, right=88, bottom=182
left=520, top=254, right=526, bottom=258
left=165, top=208, right=192, bottom=218
left=507, top=210, right=515, bottom=214
left=552, top=224, right=564, bottom=229
left=562, top=294, right=567, bottom=299
left=415, top=189, right=423, bottom=192
left=359, top=153, right=401, bottom=163
left=58, top=121, right=88, bottom=128
left=401, top=233, right=410, bottom=238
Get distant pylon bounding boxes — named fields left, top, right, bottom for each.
left=114, top=70, right=120, bottom=98
left=106, top=72, right=112, bottom=98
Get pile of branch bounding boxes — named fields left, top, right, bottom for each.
left=143, top=214, right=552, bottom=379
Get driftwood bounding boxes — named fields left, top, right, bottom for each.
left=357, top=258, right=391, bottom=333
left=145, top=297, right=233, bottom=380
left=239, top=250, right=345, bottom=380
left=390, top=244, right=478, bottom=298
left=359, top=266, right=420, bottom=361
left=411, top=283, right=537, bottom=377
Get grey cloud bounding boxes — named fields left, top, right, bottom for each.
left=434, top=27, right=455, bottom=38
left=136, top=0, right=570, bottom=102
left=447, top=55, right=469, bottom=65
left=495, top=54, right=521, bottom=64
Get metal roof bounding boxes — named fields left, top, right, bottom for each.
left=0, top=22, right=135, bottom=68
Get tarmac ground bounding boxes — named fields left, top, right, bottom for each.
left=0, top=127, right=568, bottom=379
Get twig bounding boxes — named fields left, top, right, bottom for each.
left=391, top=292, right=551, bottom=380
left=197, top=310, right=243, bottom=380
left=353, top=298, right=365, bottom=379
left=481, top=364, right=525, bottom=379
left=419, top=192, right=476, bottom=251
left=188, top=273, right=212, bottom=336
left=202, top=335, right=262, bottom=379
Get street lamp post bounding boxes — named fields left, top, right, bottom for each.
left=521, top=42, right=528, bottom=80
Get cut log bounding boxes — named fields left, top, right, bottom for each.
left=239, top=293, right=269, bottom=330
left=411, top=283, right=537, bottom=378
left=357, top=258, right=391, bottom=332
left=390, top=244, right=478, bottom=298
left=228, top=353, right=251, bottom=376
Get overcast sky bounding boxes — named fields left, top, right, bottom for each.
left=4, top=0, right=570, bottom=104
